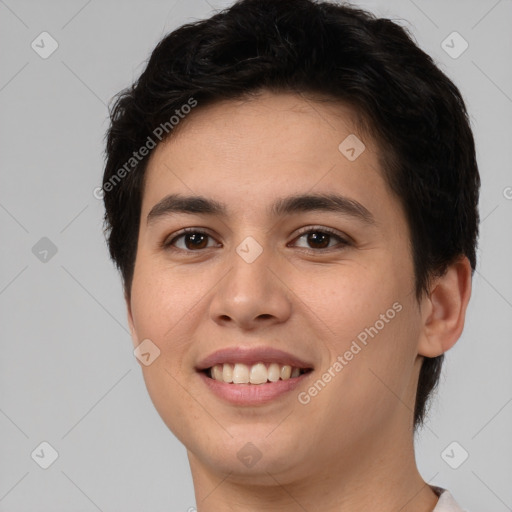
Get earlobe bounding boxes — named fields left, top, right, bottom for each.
left=418, top=256, right=473, bottom=358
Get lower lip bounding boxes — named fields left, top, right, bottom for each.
left=198, top=371, right=312, bottom=405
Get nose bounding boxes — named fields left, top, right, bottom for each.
left=208, top=242, right=292, bottom=331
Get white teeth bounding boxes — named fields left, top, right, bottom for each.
left=208, top=362, right=308, bottom=384
left=249, top=362, right=268, bottom=384
left=212, top=364, right=223, bottom=381
left=268, top=363, right=281, bottom=382
left=222, top=363, right=233, bottom=383
left=232, top=363, right=249, bottom=384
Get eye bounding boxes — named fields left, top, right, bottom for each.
left=161, top=226, right=350, bottom=253
left=290, top=226, right=350, bottom=252
left=162, top=228, right=220, bottom=252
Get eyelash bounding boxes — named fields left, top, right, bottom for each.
left=161, top=226, right=351, bottom=254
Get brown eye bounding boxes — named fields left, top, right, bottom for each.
left=291, top=227, right=350, bottom=251
left=304, top=232, right=331, bottom=249
left=164, top=229, right=219, bottom=252
left=180, top=232, right=209, bottom=250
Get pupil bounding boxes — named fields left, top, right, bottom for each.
left=308, top=232, right=329, bottom=249
left=186, top=233, right=207, bottom=249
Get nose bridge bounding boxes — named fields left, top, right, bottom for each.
left=228, top=234, right=275, bottom=301
left=209, top=233, right=292, bottom=327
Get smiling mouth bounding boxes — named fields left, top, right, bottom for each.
left=202, top=362, right=313, bottom=385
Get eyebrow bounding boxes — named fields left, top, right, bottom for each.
left=146, top=192, right=376, bottom=226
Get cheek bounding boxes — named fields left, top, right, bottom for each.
left=298, top=253, right=418, bottom=389
left=130, top=259, right=197, bottom=337
left=128, top=256, right=224, bottom=381
left=302, top=299, right=421, bottom=438
left=300, top=258, right=406, bottom=338
left=128, top=262, right=203, bottom=438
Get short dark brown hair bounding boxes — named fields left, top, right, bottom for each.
left=102, top=0, right=480, bottom=430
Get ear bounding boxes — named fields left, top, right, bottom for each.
left=124, top=287, right=138, bottom=349
left=418, top=256, right=473, bottom=358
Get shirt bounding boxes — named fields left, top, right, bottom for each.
left=432, top=486, right=467, bottom=512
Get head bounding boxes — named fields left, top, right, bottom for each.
left=101, top=0, right=479, bottom=481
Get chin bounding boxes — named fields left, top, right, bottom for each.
left=189, top=433, right=310, bottom=481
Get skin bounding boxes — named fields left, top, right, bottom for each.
left=125, top=91, right=472, bottom=511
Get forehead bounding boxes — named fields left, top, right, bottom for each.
left=140, top=91, right=393, bottom=221
left=158, top=91, right=371, bottom=157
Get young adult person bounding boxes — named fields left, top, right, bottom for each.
left=101, top=1, right=480, bottom=510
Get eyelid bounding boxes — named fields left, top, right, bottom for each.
left=292, top=225, right=351, bottom=243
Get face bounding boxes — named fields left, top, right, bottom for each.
left=126, top=91, right=424, bottom=484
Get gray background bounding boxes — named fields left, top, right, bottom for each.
left=1, top=0, right=511, bottom=510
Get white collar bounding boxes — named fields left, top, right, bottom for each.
left=431, top=487, right=466, bottom=512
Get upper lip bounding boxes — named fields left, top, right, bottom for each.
left=195, top=346, right=315, bottom=371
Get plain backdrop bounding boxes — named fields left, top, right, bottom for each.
left=1, top=0, right=511, bottom=510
